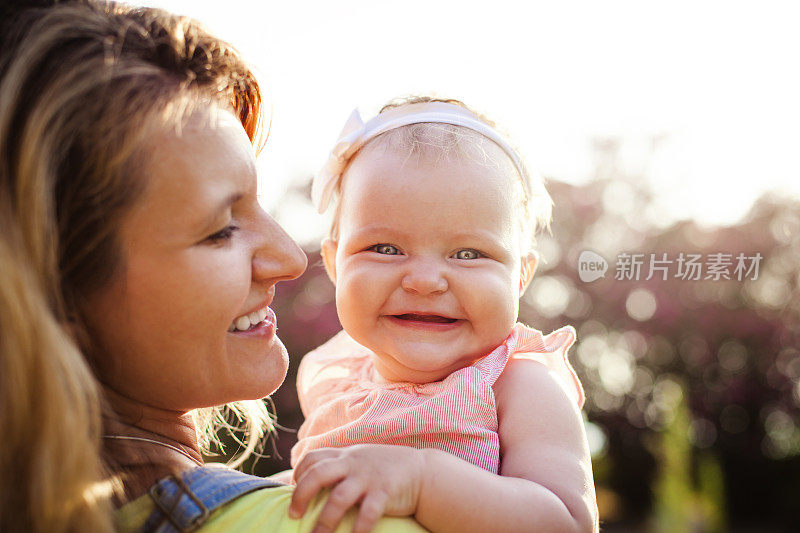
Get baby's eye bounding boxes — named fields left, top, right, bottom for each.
left=453, top=249, right=482, bottom=260
left=370, top=244, right=401, bottom=255
left=205, top=225, right=239, bottom=245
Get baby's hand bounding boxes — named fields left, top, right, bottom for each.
left=288, top=444, right=426, bottom=533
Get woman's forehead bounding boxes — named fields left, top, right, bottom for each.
left=122, top=109, right=256, bottom=240
left=145, top=109, right=252, bottom=189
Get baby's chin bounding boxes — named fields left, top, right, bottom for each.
left=376, top=345, right=485, bottom=383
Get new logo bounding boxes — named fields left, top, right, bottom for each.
left=578, top=250, right=608, bottom=282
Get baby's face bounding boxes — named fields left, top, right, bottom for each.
left=323, top=144, right=535, bottom=383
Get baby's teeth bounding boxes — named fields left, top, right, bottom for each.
left=248, top=311, right=261, bottom=324
left=257, top=308, right=268, bottom=322
left=235, top=316, right=251, bottom=331
left=228, top=323, right=236, bottom=332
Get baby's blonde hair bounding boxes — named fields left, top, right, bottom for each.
left=329, top=96, right=553, bottom=253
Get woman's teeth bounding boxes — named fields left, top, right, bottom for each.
left=228, top=307, right=269, bottom=332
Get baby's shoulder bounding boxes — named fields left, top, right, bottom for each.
left=300, top=330, right=372, bottom=365
left=511, top=323, right=576, bottom=355
left=297, top=331, right=374, bottom=399
left=494, top=323, right=584, bottom=408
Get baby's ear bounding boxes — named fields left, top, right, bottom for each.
left=320, top=238, right=339, bottom=284
left=519, top=250, right=539, bottom=296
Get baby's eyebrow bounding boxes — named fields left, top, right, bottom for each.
left=444, top=229, right=515, bottom=251
left=347, top=224, right=409, bottom=240
left=448, top=229, right=504, bottom=241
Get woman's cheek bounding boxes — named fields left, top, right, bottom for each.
left=188, top=246, right=251, bottom=296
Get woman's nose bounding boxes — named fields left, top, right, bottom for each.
left=252, top=212, right=307, bottom=283
left=400, top=259, right=448, bottom=295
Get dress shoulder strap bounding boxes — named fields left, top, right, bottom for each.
left=141, top=465, right=284, bottom=532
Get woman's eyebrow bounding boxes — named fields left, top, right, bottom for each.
left=199, top=191, right=243, bottom=232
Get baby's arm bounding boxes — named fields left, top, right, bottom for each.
left=415, top=355, right=597, bottom=532
left=290, top=357, right=597, bottom=533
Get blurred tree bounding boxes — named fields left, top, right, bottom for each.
left=524, top=138, right=800, bottom=531
left=650, top=381, right=726, bottom=533
left=651, top=381, right=696, bottom=533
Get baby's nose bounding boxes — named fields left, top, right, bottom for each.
left=400, top=261, right=448, bottom=295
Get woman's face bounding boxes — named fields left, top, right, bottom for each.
left=82, top=107, right=307, bottom=411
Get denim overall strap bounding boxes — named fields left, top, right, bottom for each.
left=141, top=465, right=285, bottom=533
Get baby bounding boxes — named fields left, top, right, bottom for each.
left=288, top=98, right=597, bottom=533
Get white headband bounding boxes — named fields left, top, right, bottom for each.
left=311, top=102, right=528, bottom=213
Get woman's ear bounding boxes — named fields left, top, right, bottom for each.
left=519, top=250, right=539, bottom=296
left=320, top=238, right=338, bottom=284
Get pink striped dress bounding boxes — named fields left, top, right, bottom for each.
left=290, top=323, right=585, bottom=474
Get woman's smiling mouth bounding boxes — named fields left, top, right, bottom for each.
left=229, top=306, right=277, bottom=336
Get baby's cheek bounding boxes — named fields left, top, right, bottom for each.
left=472, top=276, right=519, bottom=329
left=335, top=269, right=379, bottom=326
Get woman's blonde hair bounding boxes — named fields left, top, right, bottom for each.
left=0, top=1, right=271, bottom=530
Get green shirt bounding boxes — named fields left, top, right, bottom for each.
left=116, top=484, right=427, bottom=532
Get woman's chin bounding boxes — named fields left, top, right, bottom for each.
left=237, top=340, right=290, bottom=400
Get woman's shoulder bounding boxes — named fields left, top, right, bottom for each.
left=116, top=490, right=157, bottom=533
left=201, top=485, right=426, bottom=532
left=116, top=477, right=425, bottom=532
left=114, top=466, right=291, bottom=533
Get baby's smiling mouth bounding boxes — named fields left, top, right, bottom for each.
left=392, top=313, right=458, bottom=324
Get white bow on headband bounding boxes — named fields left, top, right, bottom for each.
left=310, top=102, right=527, bottom=213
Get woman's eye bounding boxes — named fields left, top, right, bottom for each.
left=370, top=244, right=401, bottom=255
left=453, top=249, right=482, bottom=260
left=206, top=225, right=239, bottom=244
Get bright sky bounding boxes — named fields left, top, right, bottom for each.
left=136, top=0, right=800, bottom=243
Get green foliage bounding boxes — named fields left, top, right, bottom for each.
left=651, top=383, right=694, bottom=532
left=650, top=382, right=726, bottom=533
